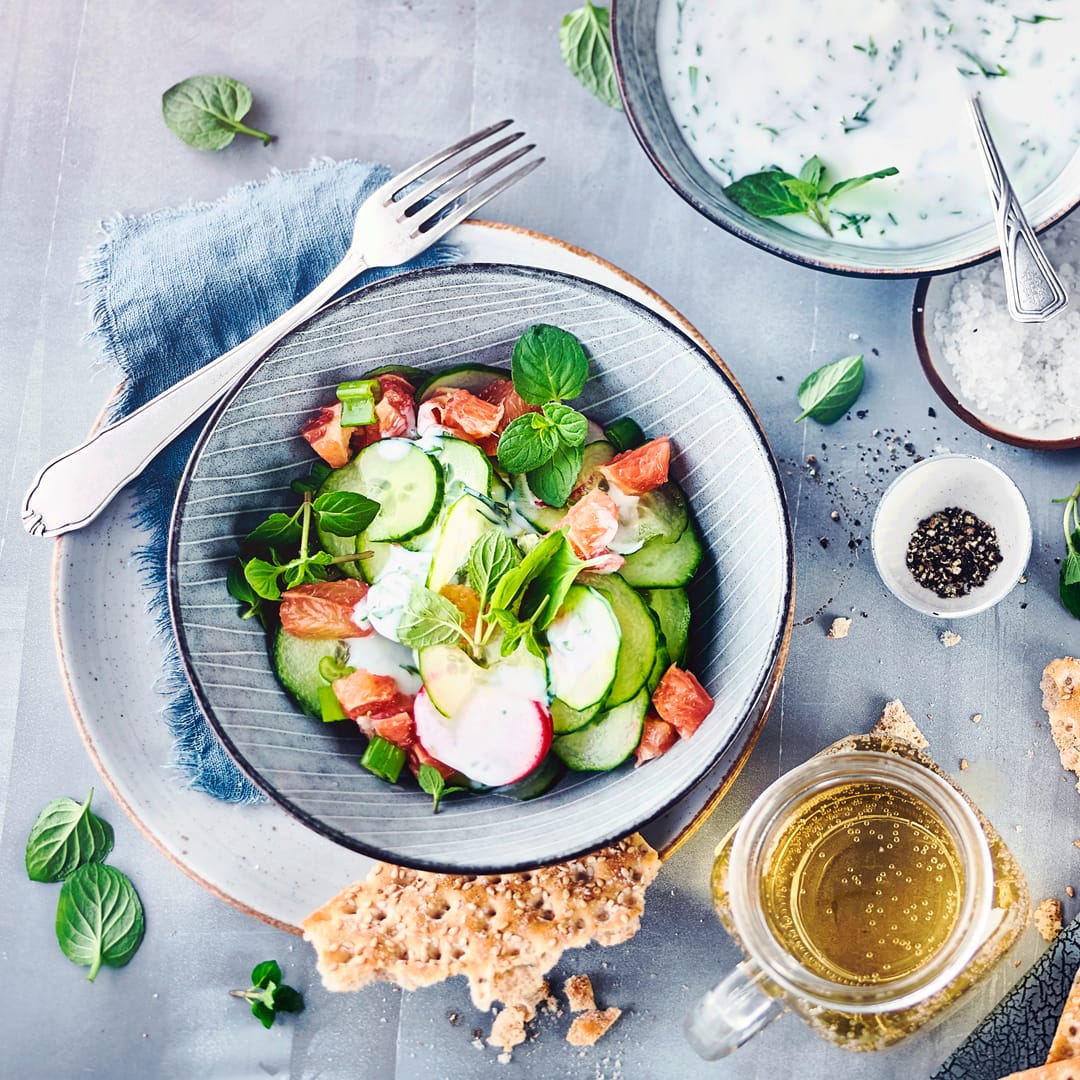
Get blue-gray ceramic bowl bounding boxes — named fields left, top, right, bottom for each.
left=168, top=263, right=793, bottom=873
left=611, top=0, right=1080, bottom=278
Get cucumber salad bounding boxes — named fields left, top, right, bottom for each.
left=227, top=324, right=714, bottom=810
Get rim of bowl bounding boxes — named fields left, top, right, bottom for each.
left=166, top=261, right=797, bottom=873
left=610, top=0, right=1080, bottom=280
left=869, top=453, right=1032, bottom=618
left=912, top=277, right=1080, bottom=451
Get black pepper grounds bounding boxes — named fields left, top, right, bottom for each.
left=905, top=506, right=1003, bottom=598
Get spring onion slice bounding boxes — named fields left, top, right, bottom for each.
left=337, top=379, right=380, bottom=427
left=318, top=684, right=348, bottom=723
left=361, top=736, right=406, bottom=784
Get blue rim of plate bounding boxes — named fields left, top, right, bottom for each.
left=167, top=262, right=795, bottom=873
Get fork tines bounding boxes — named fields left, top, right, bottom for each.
left=388, top=119, right=543, bottom=242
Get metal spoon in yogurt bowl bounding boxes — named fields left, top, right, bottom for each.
left=968, top=94, right=1068, bottom=323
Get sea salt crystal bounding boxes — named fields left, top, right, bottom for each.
left=932, top=223, right=1080, bottom=432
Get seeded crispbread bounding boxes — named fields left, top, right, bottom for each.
left=1046, top=966, right=1080, bottom=1064
left=301, top=834, right=660, bottom=1013
left=1036, top=898, right=1064, bottom=944
left=1041, top=659, right=1080, bottom=791
left=871, top=699, right=929, bottom=749
left=565, top=973, right=597, bottom=1013
left=566, top=1007, right=622, bottom=1046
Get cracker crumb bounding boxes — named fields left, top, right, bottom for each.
left=940, top=630, right=962, bottom=648
left=972, top=713, right=983, bottom=724
left=827, top=617, right=851, bottom=639
left=488, top=1006, right=529, bottom=1052
left=960, top=758, right=969, bottom=771
left=1068, top=886, right=1075, bottom=898
left=566, top=1007, right=622, bottom=1047
left=1041, top=658, right=1080, bottom=793
left=564, top=975, right=596, bottom=1013
left=1074, top=840, right=1080, bottom=849
left=871, top=699, right=929, bottom=749
left=1035, top=897, right=1063, bottom=942
left=497, top=1051, right=512, bottom=1065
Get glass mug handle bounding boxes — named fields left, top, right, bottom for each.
left=683, top=959, right=784, bottom=1059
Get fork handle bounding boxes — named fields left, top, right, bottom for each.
left=22, top=254, right=368, bottom=537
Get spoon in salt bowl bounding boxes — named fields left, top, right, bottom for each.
left=968, top=93, right=1068, bottom=323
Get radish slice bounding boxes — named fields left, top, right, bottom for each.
left=414, top=687, right=552, bottom=787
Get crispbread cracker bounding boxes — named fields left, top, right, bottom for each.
left=998, top=1062, right=1080, bottom=1080
left=1047, top=967, right=1080, bottom=1064
left=871, top=699, right=929, bottom=749
left=564, top=974, right=596, bottom=1012
left=301, top=834, right=660, bottom=1012
left=1036, top=898, right=1064, bottom=943
left=566, top=1007, right=622, bottom=1046
left=1041, top=659, right=1080, bottom=791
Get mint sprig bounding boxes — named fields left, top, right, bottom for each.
left=417, top=764, right=468, bottom=813
left=230, top=960, right=304, bottom=1028
left=724, top=156, right=898, bottom=237
left=1057, top=483, right=1080, bottom=619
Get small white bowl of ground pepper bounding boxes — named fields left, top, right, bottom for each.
left=871, top=454, right=1032, bottom=618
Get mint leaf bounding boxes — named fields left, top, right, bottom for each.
left=794, top=355, right=865, bottom=424
left=1063, top=550, right=1080, bottom=588
left=251, top=960, right=282, bottom=988
left=55, top=863, right=145, bottom=981
left=528, top=442, right=584, bottom=508
left=541, top=402, right=588, bottom=447
left=246, top=511, right=302, bottom=546
left=417, top=764, right=466, bottom=813
left=227, top=560, right=266, bottom=625
left=799, top=155, right=825, bottom=189
left=162, top=75, right=274, bottom=150
left=25, top=790, right=114, bottom=883
left=291, top=460, right=333, bottom=496
left=724, top=170, right=806, bottom=218
left=313, top=490, right=380, bottom=537
left=559, top=3, right=622, bottom=111
left=397, top=587, right=465, bottom=649
left=497, top=413, right=561, bottom=473
left=467, top=531, right=517, bottom=604
left=232, top=960, right=304, bottom=1028
left=244, top=557, right=283, bottom=601
left=521, top=532, right=586, bottom=629
left=511, top=324, right=589, bottom=404
left=822, top=166, right=899, bottom=203
left=490, top=531, right=567, bottom=614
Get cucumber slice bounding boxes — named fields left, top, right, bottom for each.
left=646, top=638, right=670, bottom=695
left=318, top=439, right=443, bottom=543
left=430, top=436, right=492, bottom=496
left=417, top=363, right=508, bottom=402
left=315, top=528, right=366, bottom=579
left=573, top=440, right=617, bottom=499
left=495, top=754, right=566, bottom=800
left=618, top=523, right=704, bottom=588
left=577, top=572, right=657, bottom=707
left=641, top=587, right=691, bottom=666
left=426, top=494, right=499, bottom=593
left=509, top=472, right=565, bottom=531
left=546, top=585, right=621, bottom=711
left=604, top=417, right=646, bottom=453
left=550, top=698, right=602, bottom=735
left=553, top=690, right=648, bottom=772
left=357, top=538, right=395, bottom=583
left=272, top=630, right=347, bottom=718
left=360, top=364, right=427, bottom=384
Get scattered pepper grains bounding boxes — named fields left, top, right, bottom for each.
left=905, top=506, right=1003, bottom=599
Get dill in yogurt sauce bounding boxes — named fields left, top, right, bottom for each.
left=656, top=0, right=1080, bottom=247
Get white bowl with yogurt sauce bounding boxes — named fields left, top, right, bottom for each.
left=612, top=0, right=1080, bottom=276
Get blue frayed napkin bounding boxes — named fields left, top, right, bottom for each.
left=83, top=159, right=458, bottom=802
left=934, top=917, right=1080, bottom=1079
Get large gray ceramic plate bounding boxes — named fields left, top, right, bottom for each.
left=168, top=263, right=792, bottom=873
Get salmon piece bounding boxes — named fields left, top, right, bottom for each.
left=333, top=669, right=402, bottom=722
left=373, top=709, right=416, bottom=750
left=349, top=374, right=418, bottom=450
left=599, top=436, right=671, bottom=496
left=478, top=378, right=541, bottom=431
left=560, top=488, right=620, bottom=560
left=651, top=665, right=714, bottom=738
left=416, top=388, right=504, bottom=444
left=634, top=715, right=679, bottom=766
left=439, top=583, right=481, bottom=639
left=301, top=402, right=352, bottom=468
left=279, top=580, right=370, bottom=639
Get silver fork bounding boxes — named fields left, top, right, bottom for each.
left=22, top=120, right=543, bottom=538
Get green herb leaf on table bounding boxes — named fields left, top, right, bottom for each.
left=162, top=75, right=275, bottom=151
left=417, top=764, right=468, bottom=814
left=559, top=3, right=622, bottom=111
left=231, top=960, right=305, bottom=1028
left=25, top=789, right=114, bottom=883
left=55, top=863, right=145, bottom=981
left=497, top=413, right=562, bottom=473
left=528, top=442, right=585, bottom=508
left=1057, top=486, right=1080, bottom=620
left=511, top=324, right=590, bottom=405
left=541, top=402, right=589, bottom=447
left=312, top=490, right=380, bottom=537
left=794, top=354, right=865, bottom=424
left=397, top=587, right=465, bottom=650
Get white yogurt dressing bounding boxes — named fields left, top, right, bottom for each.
left=656, top=0, right=1080, bottom=247
left=344, top=632, right=422, bottom=697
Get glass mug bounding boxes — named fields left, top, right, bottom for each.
left=685, top=737, right=1029, bottom=1058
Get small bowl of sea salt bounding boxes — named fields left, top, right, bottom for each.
left=871, top=453, right=1032, bottom=619
left=913, top=220, right=1080, bottom=449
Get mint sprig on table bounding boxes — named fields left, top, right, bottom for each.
left=1055, top=483, right=1080, bottom=619
left=230, top=960, right=304, bottom=1028
left=497, top=324, right=592, bottom=507
left=794, top=354, right=865, bottom=424
left=724, top=156, right=898, bottom=237
left=162, top=75, right=275, bottom=150
left=26, top=791, right=145, bottom=981
left=560, top=3, right=622, bottom=111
